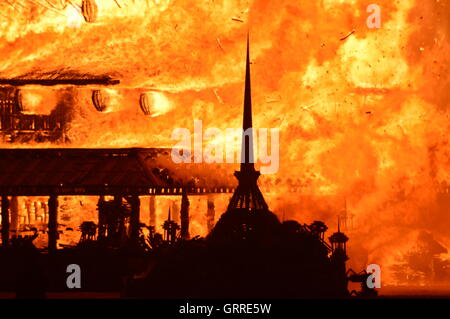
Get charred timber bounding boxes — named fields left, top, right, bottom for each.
left=1, top=196, right=9, bottom=246
left=180, top=191, right=190, bottom=240
left=0, top=78, right=120, bottom=87
left=0, top=148, right=236, bottom=196
left=48, top=195, right=58, bottom=253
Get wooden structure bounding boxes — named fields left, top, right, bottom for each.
left=0, top=87, right=65, bottom=142
left=81, top=0, right=98, bottom=23
left=139, top=93, right=151, bottom=116
left=0, top=77, right=119, bottom=142
left=0, top=77, right=119, bottom=86
left=92, top=90, right=108, bottom=112
left=0, top=148, right=235, bottom=250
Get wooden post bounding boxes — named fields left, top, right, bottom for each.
left=43, top=201, right=48, bottom=224
left=33, top=201, right=39, bottom=222
left=10, top=196, right=19, bottom=239
left=149, top=196, right=156, bottom=227
left=129, top=195, right=140, bottom=242
left=1, top=196, right=9, bottom=246
left=25, top=199, right=32, bottom=225
left=180, top=191, right=190, bottom=240
left=97, top=196, right=106, bottom=240
left=172, top=200, right=180, bottom=224
left=48, top=195, right=58, bottom=252
left=207, top=195, right=215, bottom=233
left=113, top=196, right=123, bottom=243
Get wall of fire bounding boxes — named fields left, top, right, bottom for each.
left=0, top=194, right=232, bottom=249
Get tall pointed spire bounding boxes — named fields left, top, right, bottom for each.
left=208, top=34, right=281, bottom=244
left=226, top=34, right=268, bottom=211
left=241, top=34, right=255, bottom=173
left=243, top=34, right=252, bottom=131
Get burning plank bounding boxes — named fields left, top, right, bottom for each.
left=0, top=77, right=120, bottom=86
left=213, top=88, right=223, bottom=104
left=340, top=30, right=356, bottom=41
left=216, top=38, right=224, bottom=52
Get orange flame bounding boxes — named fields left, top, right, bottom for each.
left=0, top=0, right=449, bottom=288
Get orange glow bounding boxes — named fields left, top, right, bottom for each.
left=0, top=0, right=449, bottom=288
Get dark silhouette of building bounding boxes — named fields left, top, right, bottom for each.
left=0, top=36, right=367, bottom=299
left=329, top=218, right=349, bottom=296
left=163, top=209, right=180, bottom=244
left=207, top=35, right=281, bottom=246
left=124, top=37, right=352, bottom=299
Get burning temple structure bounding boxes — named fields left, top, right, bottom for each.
left=0, top=77, right=120, bottom=142
left=122, top=38, right=355, bottom=299
left=0, top=148, right=236, bottom=250
left=0, top=35, right=366, bottom=298
left=208, top=36, right=281, bottom=244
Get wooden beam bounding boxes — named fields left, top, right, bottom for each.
left=149, top=196, right=156, bottom=227
left=0, top=78, right=120, bottom=87
left=97, top=196, right=106, bottom=240
left=180, top=191, right=190, bottom=240
left=10, top=196, right=18, bottom=239
left=48, top=195, right=58, bottom=252
left=207, top=194, right=215, bottom=233
left=1, top=196, right=9, bottom=246
left=129, top=195, right=140, bottom=242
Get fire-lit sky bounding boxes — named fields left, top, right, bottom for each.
left=0, top=0, right=449, bottom=286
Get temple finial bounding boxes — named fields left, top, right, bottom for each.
left=338, top=216, right=341, bottom=233
left=243, top=33, right=252, bottom=131
left=241, top=33, right=255, bottom=172
left=226, top=34, right=268, bottom=212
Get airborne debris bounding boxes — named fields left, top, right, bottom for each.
left=216, top=38, right=224, bottom=52
left=266, top=95, right=282, bottom=104
left=340, top=30, right=356, bottom=41
left=66, top=0, right=81, bottom=13
left=44, top=0, right=67, bottom=10
left=25, top=0, right=65, bottom=15
left=232, top=17, right=244, bottom=23
left=213, top=89, right=223, bottom=104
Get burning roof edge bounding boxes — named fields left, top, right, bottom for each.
left=0, top=148, right=236, bottom=196
left=0, top=77, right=120, bottom=87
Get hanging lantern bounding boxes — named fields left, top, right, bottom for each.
left=139, top=93, right=151, bottom=116
left=14, top=89, right=23, bottom=112
left=92, top=90, right=107, bottom=112
left=81, top=0, right=98, bottom=23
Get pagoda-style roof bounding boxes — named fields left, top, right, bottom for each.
left=329, top=231, right=349, bottom=243
left=0, top=148, right=236, bottom=196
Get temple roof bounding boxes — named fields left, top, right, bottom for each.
left=0, top=148, right=236, bottom=196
